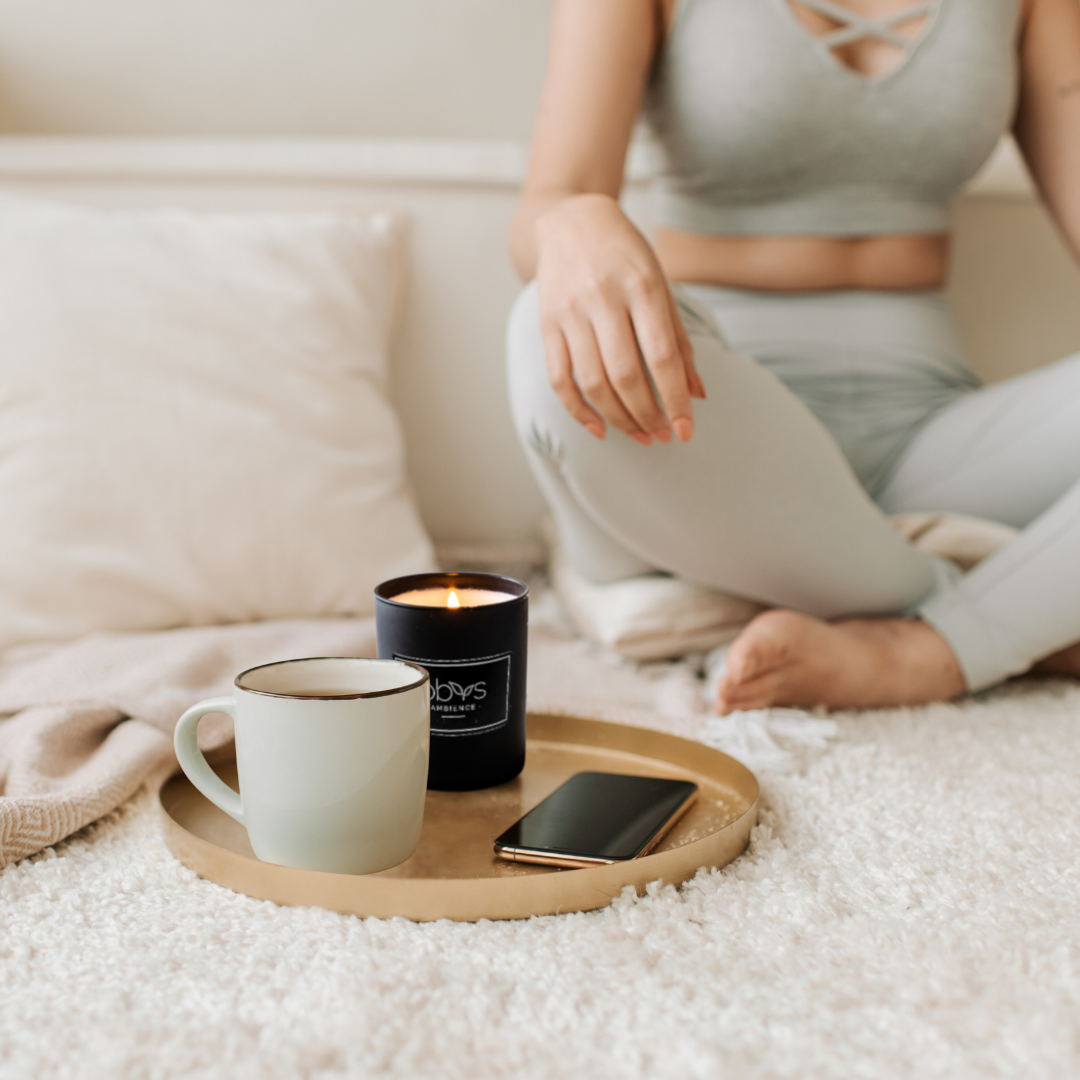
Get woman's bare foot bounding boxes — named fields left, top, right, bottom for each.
left=716, top=610, right=966, bottom=714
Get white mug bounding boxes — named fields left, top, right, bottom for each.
left=174, top=656, right=430, bottom=874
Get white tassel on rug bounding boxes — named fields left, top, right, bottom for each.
left=700, top=709, right=838, bottom=773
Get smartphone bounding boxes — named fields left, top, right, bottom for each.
left=493, top=771, right=698, bottom=868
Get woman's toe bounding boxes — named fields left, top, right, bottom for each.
left=716, top=669, right=785, bottom=714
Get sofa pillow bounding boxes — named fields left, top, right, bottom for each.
left=0, top=194, right=435, bottom=650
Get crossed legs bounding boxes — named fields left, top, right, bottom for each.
left=724, top=352, right=1080, bottom=708
left=877, top=351, right=1080, bottom=686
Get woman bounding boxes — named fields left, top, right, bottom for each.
left=506, top=0, right=1080, bottom=713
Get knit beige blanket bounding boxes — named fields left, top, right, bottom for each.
left=0, top=618, right=376, bottom=869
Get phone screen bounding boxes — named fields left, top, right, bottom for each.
left=494, top=771, right=698, bottom=865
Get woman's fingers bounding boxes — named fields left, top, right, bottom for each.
left=541, top=325, right=607, bottom=440
left=545, top=284, right=701, bottom=446
left=562, top=315, right=652, bottom=443
left=591, top=304, right=672, bottom=440
left=628, top=278, right=695, bottom=442
left=668, top=290, right=706, bottom=402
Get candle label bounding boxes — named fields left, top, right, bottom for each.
left=393, top=651, right=512, bottom=737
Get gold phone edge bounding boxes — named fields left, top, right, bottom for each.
left=493, top=788, right=700, bottom=870
left=637, top=788, right=699, bottom=856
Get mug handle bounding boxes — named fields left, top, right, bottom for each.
left=173, top=696, right=244, bottom=824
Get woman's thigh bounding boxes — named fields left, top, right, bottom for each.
left=507, top=283, right=940, bottom=617
left=877, top=352, right=1080, bottom=526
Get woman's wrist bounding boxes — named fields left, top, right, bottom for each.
left=533, top=194, right=636, bottom=283
left=535, top=192, right=622, bottom=249
left=512, top=192, right=620, bottom=280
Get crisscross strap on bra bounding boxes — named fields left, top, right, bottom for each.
left=794, top=0, right=937, bottom=50
left=642, top=0, right=1022, bottom=238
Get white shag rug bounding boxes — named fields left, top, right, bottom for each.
left=2, top=594, right=1079, bottom=1080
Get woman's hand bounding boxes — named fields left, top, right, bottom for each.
left=534, top=193, right=705, bottom=445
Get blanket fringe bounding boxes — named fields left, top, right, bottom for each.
left=699, top=710, right=839, bottom=773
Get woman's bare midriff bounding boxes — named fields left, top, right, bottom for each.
left=654, top=227, right=950, bottom=291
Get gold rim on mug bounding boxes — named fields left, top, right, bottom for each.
left=233, top=656, right=430, bottom=701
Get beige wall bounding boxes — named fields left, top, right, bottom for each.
left=949, top=199, right=1080, bottom=383
left=0, top=0, right=551, bottom=138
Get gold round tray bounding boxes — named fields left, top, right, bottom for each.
left=159, top=712, right=759, bottom=922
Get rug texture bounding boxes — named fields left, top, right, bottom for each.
left=0, top=594, right=1078, bottom=1079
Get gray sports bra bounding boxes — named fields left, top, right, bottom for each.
left=643, top=0, right=1022, bottom=236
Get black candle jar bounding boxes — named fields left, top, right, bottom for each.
left=374, top=572, right=528, bottom=791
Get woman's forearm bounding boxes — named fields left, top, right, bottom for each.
left=1014, top=0, right=1080, bottom=264
left=508, top=0, right=660, bottom=282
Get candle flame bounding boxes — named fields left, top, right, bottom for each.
left=447, top=588, right=461, bottom=609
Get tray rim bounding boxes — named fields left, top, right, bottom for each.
left=159, top=711, right=759, bottom=922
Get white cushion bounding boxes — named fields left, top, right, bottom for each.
left=544, top=519, right=764, bottom=661
left=0, top=194, right=435, bottom=649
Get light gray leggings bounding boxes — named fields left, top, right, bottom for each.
left=506, top=282, right=1080, bottom=692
